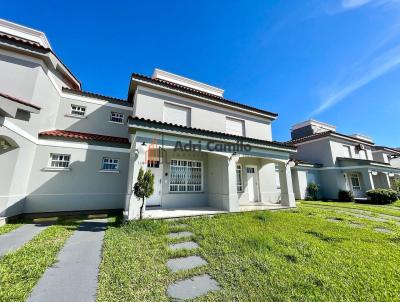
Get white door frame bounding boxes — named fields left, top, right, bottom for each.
left=246, top=165, right=260, bottom=202
left=146, top=165, right=163, bottom=207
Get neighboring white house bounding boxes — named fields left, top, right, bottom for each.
left=0, top=19, right=297, bottom=221
left=289, top=120, right=400, bottom=200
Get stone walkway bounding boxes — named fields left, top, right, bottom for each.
left=166, top=222, right=220, bottom=300
left=0, top=223, right=50, bottom=257
left=28, top=219, right=107, bottom=302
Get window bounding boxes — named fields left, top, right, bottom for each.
left=102, top=158, right=119, bottom=171
left=236, top=164, right=243, bottom=192
left=169, top=160, right=202, bottom=192
left=306, top=172, right=316, bottom=184
left=110, top=112, right=124, bottom=124
left=49, top=154, right=70, bottom=168
left=246, top=167, right=255, bottom=173
left=343, top=145, right=351, bottom=158
left=70, top=104, right=86, bottom=117
left=358, top=149, right=367, bottom=160
left=275, top=164, right=281, bottom=189
left=349, top=174, right=361, bottom=190
left=226, top=117, right=244, bottom=136
left=163, top=103, right=190, bottom=126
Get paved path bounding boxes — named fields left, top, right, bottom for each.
left=166, top=222, right=220, bottom=300
left=0, top=223, right=50, bottom=257
left=28, top=219, right=107, bottom=302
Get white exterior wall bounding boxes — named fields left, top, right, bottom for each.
left=134, top=86, right=273, bottom=141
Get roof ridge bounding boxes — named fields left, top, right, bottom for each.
left=39, top=129, right=130, bottom=144
left=0, top=91, right=41, bottom=110
left=62, top=87, right=129, bottom=104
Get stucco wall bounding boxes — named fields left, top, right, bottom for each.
left=294, top=139, right=333, bottom=166
left=56, top=95, right=132, bottom=138
left=24, top=145, right=129, bottom=213
left=134, top=87, right=273, bottom=141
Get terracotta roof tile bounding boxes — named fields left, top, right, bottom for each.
left=288, top=131, right=374, bottom=145
left=0, top=92, right=41, bottom=110
left=131, top=73, right=278, bottom=118
left=39, top=130, right=130, bottom=144
left=0, top=31, right=48, bottom=49
left=62, top=87, right=130, bottom=105
left=128, top=116, right=296, bottom=151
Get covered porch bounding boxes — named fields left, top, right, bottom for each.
left=124, top=118, right=297, bottom=220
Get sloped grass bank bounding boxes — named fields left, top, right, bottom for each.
left=97, top=208, right=400, bottom=301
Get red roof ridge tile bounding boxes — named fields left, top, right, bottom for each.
left=39, top=130, right=130, bottom=144
left=0, top=91, right=41, bottom=110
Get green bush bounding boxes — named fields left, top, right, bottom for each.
left=338, top=190, right=354, bottom=202
left=364, top=189, right=398, bottom=205
left=306, top=183, right=320, bottom=201
left=393, top=178, right=400, bottom=194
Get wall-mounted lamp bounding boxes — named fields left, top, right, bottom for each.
left=371, top=170, right=378, bottom=176
left=229, top=151, right=240, bottom=162
left=138, top=141, right=148, bottom=154
left=286, top=159, right=296, bottom=168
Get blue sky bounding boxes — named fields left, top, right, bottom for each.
left=2, top=0, right=399, bottom=146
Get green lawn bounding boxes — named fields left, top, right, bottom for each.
left=97, top=206, right=400, bottom=302
left=0, top=222, right=22, bottom=236
left=0, top=218, right=78, bottom=302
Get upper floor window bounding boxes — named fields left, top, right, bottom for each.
left=226, top=117, right=244, bottom=136
left=110, top=112, right=124, bottom=124
left=236, top=164, right=243, bottom=192
left=383, top=154, right=390, bottom=163
left=49, top=154, right=70, bottom=168
left=343, top=145, right=351, bottom=158
left=70, top=104, right=86, bottom=117
left=163, top=103, right=190, bottom=127
left=102, top=157, right=119, bottom=171
left=358, top=149, right=367, bottom=160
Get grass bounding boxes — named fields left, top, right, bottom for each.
left=97, top=206, right=400, bottom=301
left=301, top=200, right=400, bottom=218
left=0, top=220, right=22, bottom=235
left=0, top=218, right=78, bottom=302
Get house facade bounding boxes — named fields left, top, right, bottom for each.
left=289, top=120, right=400, bottom=200
left=0, top=19, right=297, bottom=221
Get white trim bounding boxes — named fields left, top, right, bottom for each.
left=293, top=133, right=374, bottom=147
left=64, top=114, right=87, bottom=119
left=41, top=167, right=71, bottom=172
left=2, top=119, right=130, bottom=153
left=99, top=170, right=120, bottom=174
left=135, top=81, right=276, bottom=120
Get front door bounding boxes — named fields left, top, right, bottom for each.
left=146, top=166, right=163, bottom=207
left=347, top=173, right=363, bottom=198
left=246, top=165, right=259, bottom=202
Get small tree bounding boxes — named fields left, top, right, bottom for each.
left=393, top=178, right=400, bottom=194
left=134, top=167, right=154, bottom=220
left=306, top=182, right=320, bottom=201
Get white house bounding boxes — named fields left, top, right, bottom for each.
left=0, top=19, right=297, bottom=221
left=289, top=120, right=400, bottom=200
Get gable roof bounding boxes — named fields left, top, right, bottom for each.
left=128, top=116, right=296, bottom=152
left=39, top=130, right=130, bottom=145
left=129, top=73, right=278, bottom=119
left=0, top=31, right=81, bottom=89
left=288, top=130, right=375, bottom=146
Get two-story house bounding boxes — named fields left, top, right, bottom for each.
left=0, top=19, right=297, bottom=221
left=124, top=70, right=297, bottom=219
left=289, top=120, right=400, bottom=200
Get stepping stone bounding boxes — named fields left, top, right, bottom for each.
left=28, top=219, right=107, bottom=302
left=167, top=274, right=220, bottom=300
left=168, top=231, right=193, bottom=239
left=374, top=227, right=394, bottom=234
left=0, top=223, right=50, bottom=257
left=167, top=255, right=207, bottom=273
left=169, top=241, right=199, bottom=251
left=348, top=223, right=363, bottom=228
left=326, top=217, right=341, bottom=223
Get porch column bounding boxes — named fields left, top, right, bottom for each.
left=125, top=143, right=147, bottom=220
left=361, top=170, right=375, bottom=191
left=226, top=156, right=239, bottom=212
left=278, top=162, right=296, bottom=207
left=381, top=172, right=392, bottom=189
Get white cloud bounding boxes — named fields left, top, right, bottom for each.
left=310, top=44, right=400, bottom=116
left=341, top=0, right=400, bottom=10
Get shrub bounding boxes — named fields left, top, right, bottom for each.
left=393, top=178, right=400, bottom=194
left=365, top=189, right=398, bottom=205
left=338, top=190, right=354, bottom=202
left=306, top=183, right=320, bottom=200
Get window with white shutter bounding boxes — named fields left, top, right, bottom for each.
left=226, top=117, right=244, bottom=136
left=163, top=103, right=190, bottom=126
